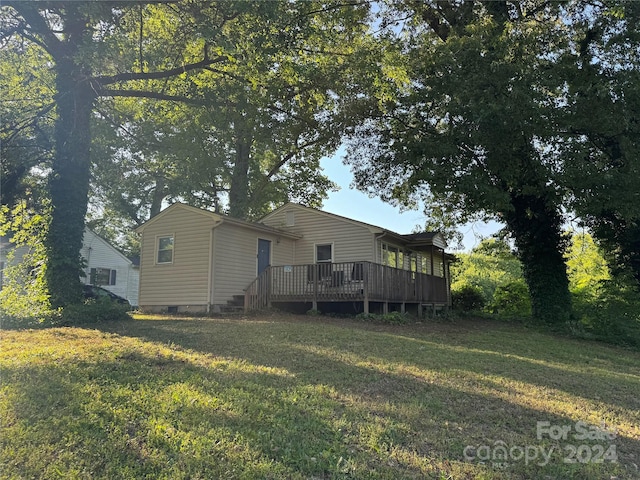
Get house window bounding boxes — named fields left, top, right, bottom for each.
left=315, top=244, right=332, bottom=263
left=90, top=267, right=116, bottom=286
left=420, top=255, right=428, bottom=274
left=382, top=243, right=400, bottom=268
left=157, top=235, right=174, bottom=264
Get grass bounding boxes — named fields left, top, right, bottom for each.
left=1, top=313, right=639, bottom=479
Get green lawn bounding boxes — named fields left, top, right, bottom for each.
left=1, top=314, right=639, bottom=479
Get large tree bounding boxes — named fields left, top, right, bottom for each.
left=89, top=1, right=370, bottom=227
left=1, top=1, right=247, bottom=307
left=348, top=0, right=640, bottom=323
left=347, top=1, right=619, bottom=324
left=559, top=2, right=640, bottom=289
left=3, top=1, right=373, bottom=308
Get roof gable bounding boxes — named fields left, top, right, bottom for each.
left=262, top=202, right=385, bottom=233
left=261, top=203, right=447, bottom=248
left=135, top=203, right=301, bottom=239
left=135, top=203, right=222, bottom=233
left=83, top=229, right=133, bottom=265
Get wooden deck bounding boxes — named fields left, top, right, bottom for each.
left=244, top=261, right=449, bottom=313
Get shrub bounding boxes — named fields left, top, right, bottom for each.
left=2, top=298, right=132, bottom=330
left=451, top=239, right=523, bottom=302
left=451, top=284, right=485, bottom=312
left=379, top=311, right=412, bottom=324
left=54, top=298, right=132, bottom=326
left=573, top=279, right=640, bottom=347
left=355, top=311, right=413, bottom=324
left=487, top=280, right=531, bottom=318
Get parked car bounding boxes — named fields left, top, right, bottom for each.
left=82, top=284, right=131, bottom=308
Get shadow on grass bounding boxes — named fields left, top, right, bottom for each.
left=3, top=345, right=342, bottom=478
left=76, top=316, right=640, bottom=479
left=107, top=317, right=640, bottom=413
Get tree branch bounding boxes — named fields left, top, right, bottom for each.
left=94, top=52, right=228, bottom=85
left=409, top=1, right=450, bottom=42
left=251, top=135, right=328, bottom=197
left=5, top=4, right=64, bottom=58
left=303, top=1, right=370, bottom=17
left=97, top=88, right=205, bottom=105
left=1, top=102, right=56, bottom=142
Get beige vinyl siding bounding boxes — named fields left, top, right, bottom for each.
left=139, top=208, right=212, bottom=306
left=211, top=223, right=295, bottom=304
left=262, top=205, right=376, bottom=264
left=272, top=237, right=296, bottom=266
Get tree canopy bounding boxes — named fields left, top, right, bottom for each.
left=345, top=0, right=640, bottom=323
left=1, top=0, right=371, bottom=306
left=2, top=0, right=638, bottom=330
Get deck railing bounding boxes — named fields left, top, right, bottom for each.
left=244, top=261, right=448, bottom=312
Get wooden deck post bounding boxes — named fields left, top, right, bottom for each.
left=363, top=262, right=369, bottom=314
left=312, top=265, right=318, bottom=311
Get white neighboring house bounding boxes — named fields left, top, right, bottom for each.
left=80, top=229, right=139, bottom=307
left=0, top=228, right=139, bottom=307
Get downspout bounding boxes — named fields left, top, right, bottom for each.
left=207, top=224, right=217, bottom=313
left=84, top=231, right=95, bottom=284
left=375, top=232, right=389, bottom=264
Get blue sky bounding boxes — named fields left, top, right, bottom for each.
left=319, top=150, right=501, bottom=252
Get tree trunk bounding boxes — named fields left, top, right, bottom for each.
left=504, top=192, right=573, bottom=325
left=228, top=128, right=251, bottom=219
left=44, top=57, right=94, bottom=307
left=149, top=176, right=166, bottom=218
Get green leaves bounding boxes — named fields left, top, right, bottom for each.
left=345, top=1, right=640, bottom=324
left=89, top=1, right=371, bottom=222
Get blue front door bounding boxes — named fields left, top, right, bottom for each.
left=257, top=239, right=271, bottom=275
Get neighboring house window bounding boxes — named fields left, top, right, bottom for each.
left=90, top=267, right=116, bottom=286
left=157, top=235, right=174, bottom=264
left=316, top=244, right=332, bottom=263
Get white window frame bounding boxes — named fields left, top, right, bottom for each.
left=156, top=234, right=175, bottom=265
left=315, top=243, right=333, bottom=263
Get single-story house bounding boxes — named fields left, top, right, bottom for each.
left=136, top=203, right=453, bottom=315
left=1, top=229, right=140, bottom=307
left=80, top=229, right=140, bottom=307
